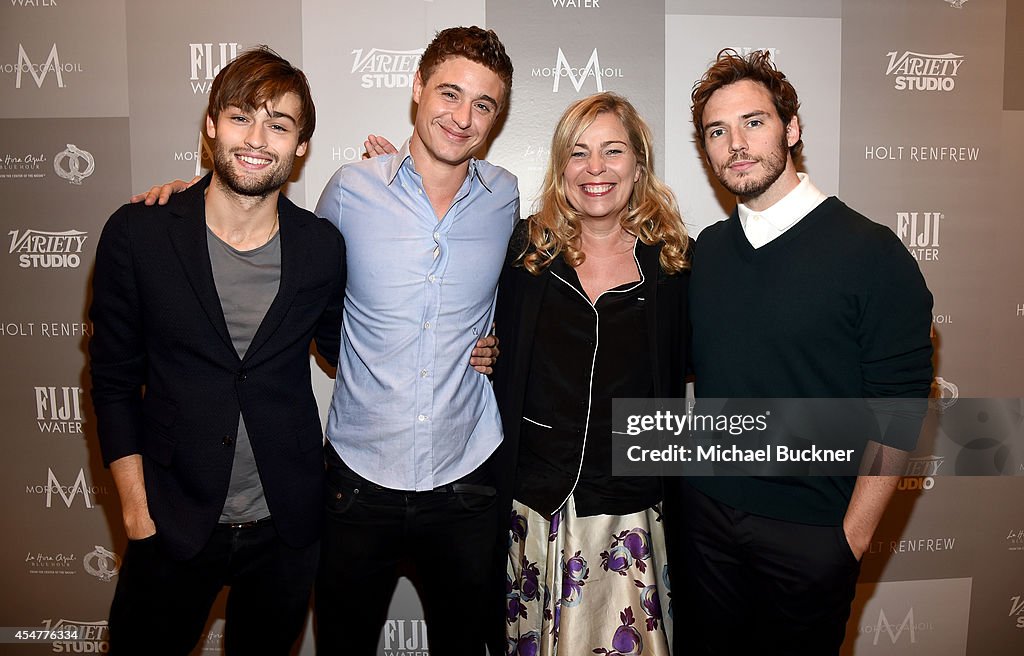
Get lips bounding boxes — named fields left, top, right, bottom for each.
left=234, top=152, right=273, bottom=168
left=438, top=123, right=470, bottom=142
left=580, top=183, right=615, bottom=196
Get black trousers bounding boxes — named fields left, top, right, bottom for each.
left=316, top=444, right=500, bottom=656
left=107, top=520, right=318, bottom=655
left=667, top=479, right=861, bottom=656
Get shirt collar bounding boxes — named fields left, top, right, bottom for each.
left=737, top=172, right=827, bottom=232
left=385, top=138, right=494, bottom=193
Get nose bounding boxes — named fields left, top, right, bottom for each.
left=585, top=151, right=606, bottom=175
left=244, top=123, right=266, bottom=150
left=452, top=100, right=472, bottom=130
left=728, top=129, right=747, bottom=153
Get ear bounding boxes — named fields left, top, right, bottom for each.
left=295, top=141, right=308, bottom=158
left=412, top=70, right=424, bottom=105
left=634, top=163, right=642, bottom=183
left=205, top=114, right=217, bottom=140
left=785, top=115, right=800, bottom=148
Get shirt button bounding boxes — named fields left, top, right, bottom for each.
left=433, top=231, right=440, bottom=240
left=427, top=274, right=436, bottom=283
left=222, top=435, right=234, bottom=446
left=237, top=370, right=246, bottom=381
left=417, top=414, right=428, bottom=422
left=420, top=369, right=429, bottom=378
left=423, top=321, right=431, bottom=329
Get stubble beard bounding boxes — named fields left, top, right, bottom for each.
left=212, top=144, right=293, bottom=200
left=714, top=133, right=789, bottom=200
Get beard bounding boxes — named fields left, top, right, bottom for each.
left=714, top=133, right=789, bottom=200
left=211, top=143, right=294, bottom=199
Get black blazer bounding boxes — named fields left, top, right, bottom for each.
left=89, top=175, right=345, bottom=560
left=490, top=219, right=691, bottom=516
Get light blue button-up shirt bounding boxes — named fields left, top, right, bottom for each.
left=315, top=140, right=519, bottom=490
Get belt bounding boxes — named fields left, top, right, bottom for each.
left=220, top=516, right=272, bottom=529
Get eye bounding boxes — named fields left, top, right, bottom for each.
left=231, top=115, right=250, bottom=124
left=269, top=123, right=289, bottom=133
left=747, top=119, right=763, bottom=128
left=605, top=148, right=624, bottom=156
left=474, top=102, right=493, bottom=114
left=570, top=150, right=587, bottom=159
left=442, top=90, right=458, bottom=100
left=708, top=127, right=724, bottom=138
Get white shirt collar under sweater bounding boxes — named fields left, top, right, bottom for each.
left=737, top=172, right=827, bottom=249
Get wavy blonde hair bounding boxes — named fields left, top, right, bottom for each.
left=519, top=92, right=689, bottom=275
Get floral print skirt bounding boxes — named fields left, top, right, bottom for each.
left=506, top=496, right=673, bottom=656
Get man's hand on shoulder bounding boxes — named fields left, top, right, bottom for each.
left=363, top=135, right=398, bottom=159
left=129, top=176, right=201, bottom=206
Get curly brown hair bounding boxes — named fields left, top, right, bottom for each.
left=520, top=93, right=689, bottom=276
left=691, top=49, right=802, bottom=158
left=418, top=26, right=513, bottom=109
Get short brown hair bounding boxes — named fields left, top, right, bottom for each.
left=691, top=49, right=802, bottom=157
left=418, top=26, right=514, bottom=108
left=207, top=45, right=316, bottom=145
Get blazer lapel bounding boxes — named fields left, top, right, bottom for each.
left=166, top=177, right=237, bottom=359
left=242, top=195, right=308, bottom=364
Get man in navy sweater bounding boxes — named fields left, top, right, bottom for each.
left=671, top=49, right=934, bottom=655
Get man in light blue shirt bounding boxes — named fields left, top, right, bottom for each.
left=313, top=27, right=518, bottom=655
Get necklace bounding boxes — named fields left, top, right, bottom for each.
left=265, top=213, right=279, bottom=245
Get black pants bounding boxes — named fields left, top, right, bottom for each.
left=107, top=520, right=318, bottom=655
left=316, top=444, right=499, bottom=656
left=667, top=479, right=861, bottom=656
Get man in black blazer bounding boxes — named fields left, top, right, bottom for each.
left=89, top=47, right=344, bottom=655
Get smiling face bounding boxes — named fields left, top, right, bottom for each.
left=205, top=91, right=308, bottom=199
left=701, top=79, right=800, bottom=210
left=410, top=56, right=505, bottom=172
left=562, top=112, right=640, bottom=224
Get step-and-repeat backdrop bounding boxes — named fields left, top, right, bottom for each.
left=2, top=1, right=1021, bottom=654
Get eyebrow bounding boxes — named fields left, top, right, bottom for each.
left=704, top=110, right=770, bottom=130
left=437, top=82, right=499, bottom=109
left=573, top=140, right=629, bottom=149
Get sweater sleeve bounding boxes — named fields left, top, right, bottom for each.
left=859, top=230, right=934, bottom=448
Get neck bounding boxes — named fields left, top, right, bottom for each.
left=579, top=218, right=633, bottom=256
left=409, top=130, right=472, bottom=192
left=205, top=174, right=280, bottom=249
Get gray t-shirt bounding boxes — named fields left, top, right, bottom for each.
left=206, top=226, right=281, bottom=523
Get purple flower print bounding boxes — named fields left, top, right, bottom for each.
left=516, top=631, right=540, bottom=656
left=507, top=594, right=526, bottom=624
left=601, top=544, right=634, bottom=575
left=548, top=510, right=560, bottom=541
left=593, top=607, right=644, bottom=656
left=634, top=580, right=662, bottom=631
left=520, top=556, right=541, bottom=602
left=510, top=510, right=528, bottom=544
left=601, top=528, right=651, bottom=575
left=623, top=528, right=651, bottom=560
left=564, top=550, right=589, bottom=582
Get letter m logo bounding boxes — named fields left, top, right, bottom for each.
left=46, top=468, right=93, bottom=509
left=553, top=48, right=602, bottom=93
left=17, top=44, right=65, bottom=89
left=874, top=608, right=916, bottom=645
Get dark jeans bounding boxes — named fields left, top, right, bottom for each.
left=668, top=479, right=861, bottom=656
left=316, top=444, right=499, bottom=656
left=108, top=520, right=318, bottom=656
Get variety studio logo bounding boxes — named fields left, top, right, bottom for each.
left=897, top=212, right=944, bottom=262
left=35, top=386, right=84, bottom=435
left=1011, top=596, right=1024, bottom=629
left=532, top=48, right=624, bottom=93
left=349, top=47, right=423, bottom=89
left=8, top=228, right=87, bottom=268
left=39, top=618, right=110, bottom=652
left=4, top=43, right=83, bottom=89
left=53, top=144, right=94, bottom=185
left=189, top=42, right=239, bottom=94
left=884, top=50, right=965, bottom=91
